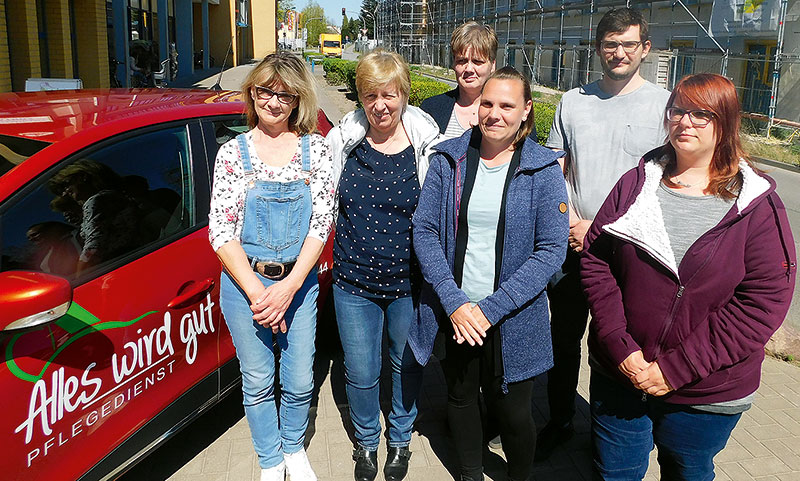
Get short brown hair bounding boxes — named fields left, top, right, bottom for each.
left=241, top=52, right=318, bottom=134
left=662, top=73, right=755, bottom=199
left=355, top=49, right=410, bottom=103
left=482, top=66, right=535, bottom=149
left=595, top=8, right=649, bottom=51
left=451, top=21, right=498, bottom=63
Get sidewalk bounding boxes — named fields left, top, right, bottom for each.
left=122, top=331, right=800, bottom=481
left=121, top=66, right=800, bottom=481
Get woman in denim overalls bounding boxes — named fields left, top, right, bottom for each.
left=208, top=53, right=335, bottom=481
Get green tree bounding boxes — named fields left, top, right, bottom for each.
left=301, top=2, right=327, bottom=47
left=360, top=0, right=377, bottom=39
left=342, top=15, right=350, bottom=42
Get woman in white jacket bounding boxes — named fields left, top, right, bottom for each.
left=325, top=49, right=438, bottom=481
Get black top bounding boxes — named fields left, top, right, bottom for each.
left=420, top=89, right=459, bottom=133
left=333, top=139, right=420, bottom=299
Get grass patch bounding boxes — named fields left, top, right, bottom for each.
left=742, top=133, right=800, bottom=166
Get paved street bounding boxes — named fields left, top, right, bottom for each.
left=121, top=330, right=800, bottom=481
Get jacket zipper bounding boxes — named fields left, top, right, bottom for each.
left=498, top=166, right=523, bottom=393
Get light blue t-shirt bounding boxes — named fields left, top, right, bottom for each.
left=462, top=159, right=510, bottom=303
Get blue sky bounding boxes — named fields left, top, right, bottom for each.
left=298, top=0, right=362, bottom=27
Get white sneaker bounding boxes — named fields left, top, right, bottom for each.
left=261, top=461, right=286, bottom=481
left=284, top=449, right=317, bottom=481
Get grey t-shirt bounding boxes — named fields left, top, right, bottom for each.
left=546, top=81, right=671, bottom=220
left=657, top=182, right=735, bottom=267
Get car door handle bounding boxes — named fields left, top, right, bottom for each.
left=168, top=278, right=216, bottom=309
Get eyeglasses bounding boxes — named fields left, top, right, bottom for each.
left=666, top=107, right=715, bottom=126
left=600, top=41, right=642, bottom=53
left=253, top=85, right=298, bottom=104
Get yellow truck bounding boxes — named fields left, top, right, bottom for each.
left=319, top=33, right=342, bottom=57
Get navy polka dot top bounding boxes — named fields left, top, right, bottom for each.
left=333, top=138, right=420, bottom=299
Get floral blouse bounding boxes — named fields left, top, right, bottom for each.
left=208, top=131, right=335, bottom=251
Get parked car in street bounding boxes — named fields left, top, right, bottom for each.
left=0, top=89, right=334, bottom=481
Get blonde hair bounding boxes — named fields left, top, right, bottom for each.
left=241, top=52, right=318, bottom=134
left=355, top=49, right=410, bottom=103
left=451, top=22, right=498, bottom=63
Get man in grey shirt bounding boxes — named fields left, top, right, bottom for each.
left=536, top=8, right=671, bottom=461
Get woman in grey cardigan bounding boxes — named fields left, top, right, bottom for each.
left=409, top=67, right=568, bottom=481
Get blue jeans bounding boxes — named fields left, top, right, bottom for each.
left=333, top=285, right=423, bottom=450
left=220, top=271, right=318, bottom=469
left=590, top=371, right=741, bottom=481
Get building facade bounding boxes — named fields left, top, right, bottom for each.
left=378, top=0, right=800, bottom=122
left=0, top=0, right=276, bottom=92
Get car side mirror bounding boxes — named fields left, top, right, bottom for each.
left=0, top=271, right=72, bottom=331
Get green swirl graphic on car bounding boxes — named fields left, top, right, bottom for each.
left=4, top=303, right=158, bottom=383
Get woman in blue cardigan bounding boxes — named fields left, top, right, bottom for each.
left=410, top=67, right=568, bottom=481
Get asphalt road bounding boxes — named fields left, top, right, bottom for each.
left=755, top=162, right=800, bottom=342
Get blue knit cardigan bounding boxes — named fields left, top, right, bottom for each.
left=409, top=130, right=569, bottom=384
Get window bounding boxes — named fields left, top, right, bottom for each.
left=207, top=117, right=249, bottom=160
left=0, top=125, right=195, bottom=281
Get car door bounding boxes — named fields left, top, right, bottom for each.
left=199, top=112, right=336, bottom=391
left=0, top=121, right=223, bottom=481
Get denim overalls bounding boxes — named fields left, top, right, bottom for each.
left=219, top=133, right=319, bottom=469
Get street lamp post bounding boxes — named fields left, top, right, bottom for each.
left=301, top=16, right=326, bottom=50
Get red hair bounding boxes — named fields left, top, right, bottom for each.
left=662, top=73, right=754, bottom=199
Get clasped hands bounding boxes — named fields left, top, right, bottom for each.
left=249, top=278, right=300, bottom=334
left=618, top=350, right=673, bottom=397
left=450, top=303, right=492, bottom=346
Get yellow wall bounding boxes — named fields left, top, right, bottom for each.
left=6, top=0, right=41, bottom=91
left=45, top=0, right=74, bottom=78
left=74, top=0, right=109, bottom=88
left=209, top=0, right=236, bottom=67
left=0, top=0, right=11, bottom=92
left=251, top=0, right=276, bottom=59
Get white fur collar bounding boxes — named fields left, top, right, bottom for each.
left=602, top=158, right=771, bottom=277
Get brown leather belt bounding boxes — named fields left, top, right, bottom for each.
left=248, top=257, right=296, bottom=280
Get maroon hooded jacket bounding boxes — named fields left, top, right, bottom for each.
left=581, top=150, right=796, bottom=404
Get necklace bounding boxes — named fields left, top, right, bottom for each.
left=672, top=177, right=695, bottom=188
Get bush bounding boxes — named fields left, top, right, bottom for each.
left=303, top=51, right=324, bottom=61
left=532, top=101, right=557, bottom=146
left=322, top=58, right=357, bottom=92
left=321, top=59, right=450, bottom=107
left=408, top=73, right=450, bottom=106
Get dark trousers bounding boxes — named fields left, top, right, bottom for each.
left=545, top=250, right=590, bottom=427
left=440, top=334, right=535, bottom=481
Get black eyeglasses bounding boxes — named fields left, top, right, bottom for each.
left=666, top=107, right=715, bottom=126
left=600, top=41, right=642, bottom=53
left=254, top=85, right=298, bottom=104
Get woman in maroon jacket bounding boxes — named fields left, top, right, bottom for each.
left=581, top=73, right=796, bottom=480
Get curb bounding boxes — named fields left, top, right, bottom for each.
left=753, top=155, right=800, bottom=173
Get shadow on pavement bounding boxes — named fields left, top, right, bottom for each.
left=118, top=389, right=246, bottom=480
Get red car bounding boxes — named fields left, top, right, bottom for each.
left=0, top=89, right=333, bottom=481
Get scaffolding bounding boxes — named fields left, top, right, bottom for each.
left=379, top=0, right=431, bottom=63
left=374, top=0, right=800, bottom=129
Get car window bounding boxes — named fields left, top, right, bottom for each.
left=0, top=125, right=195, bottom=281
left=209, top=117, right=249, bottom=159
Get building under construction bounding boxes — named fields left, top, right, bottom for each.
left=377, top=0, right=800, bottom=126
